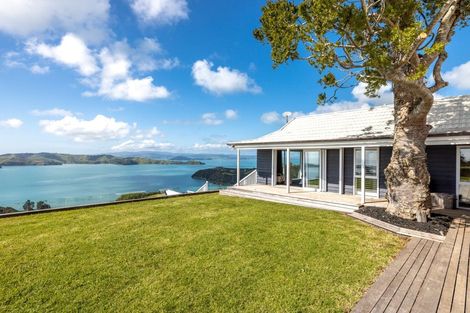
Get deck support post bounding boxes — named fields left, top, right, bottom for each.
left=286, top=148, right=291, bottom=193
left=361, top=146, right=366, bottom=205
left=236, top=148, right=240, bottom=186
left=271, top=149, right=276, bottom=186
left=339, top=148, right=344, bottom=194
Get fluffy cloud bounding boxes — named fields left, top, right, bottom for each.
left=30, top=64, right=49, bottom=74
left=0, top=118, right=23, bottom=128
left=193, top=143, right=228, bottom=150
left=28, top=34, right=171, bottom=102
left=202, top=113, right=223, bottom=126
left=443, top=61, right=470, bottom=89
left=130, top=0, right=189, bottom=24
left=260, top=111, right=281, bottom=124
left=314, top=82, right=393, bottom=114
left=39, top=115, right=130, bottom=142
left=0, top=0, right=109, bottom=42
left=31, top=108, right=73, bottom=117
left=26, top=34, right=99, bottom=76
left=225, top=109, right=238, bottom=120
left=111, top=139, right=173, bottom=151
left=192, top=59, right=262, bottom=95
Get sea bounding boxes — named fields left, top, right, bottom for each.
left=0, top=156, right=256, bottom=210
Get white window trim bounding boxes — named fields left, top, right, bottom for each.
left=353, top=147, right=380, bottom=198
left=456, top=146, right=470, bottom=210
left=303, top=149, right=321, bottom=191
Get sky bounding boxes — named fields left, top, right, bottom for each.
left=0, top=0, right=469, bottom=155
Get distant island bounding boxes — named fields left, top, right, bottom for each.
left=192, top=167, right=255, bottom=185
left=0, top=153, right=205, bottom=166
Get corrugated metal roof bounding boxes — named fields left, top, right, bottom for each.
left=230, top=95, right=470, bottom=146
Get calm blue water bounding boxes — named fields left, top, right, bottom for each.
left=0, top=156, right=256, bottom=209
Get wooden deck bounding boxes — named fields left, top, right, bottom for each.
left=220, top=184, right=387, bottom=213
left=353, top=218, right=470, bottom=313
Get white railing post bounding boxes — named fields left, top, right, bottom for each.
left=361, top=146, right=366, bottom=205
left=237, top=170, right=257, bottom=186
left=286, top=148, right=291, bottom=193
left=271, top=149, right=276, bottom=186
left=236, top=148, right=240, bottom=186
left=339, top=148, right=344, bottom=194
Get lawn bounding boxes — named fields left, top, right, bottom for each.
left=0, top=194, right=405, bottom=312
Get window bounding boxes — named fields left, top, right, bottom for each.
left=354, top=148, right=379, bottom=196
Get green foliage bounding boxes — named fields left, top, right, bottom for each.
left=0, top=194, right=405, bottom=312
left=36, top=201, right=51, bottom=210
left=22, top=200, right=34, bottom=212
left=254, top=0, right=470, bottom=100
left=115, top=191, right=164, bottom=201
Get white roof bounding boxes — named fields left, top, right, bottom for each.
left=230, top=95, right=470, bottom=147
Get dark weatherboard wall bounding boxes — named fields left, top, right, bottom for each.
left=257, top=149, right=272, bottom=185
left=326, top=149, right=340, bottom=193
left=343, top=148, right=354, bottom=195
left=379, top=147, right=392, bottom=198
left=427, top=145, right=456, bottom=196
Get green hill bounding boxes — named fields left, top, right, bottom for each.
left=0, top=153, right=204, bottom=166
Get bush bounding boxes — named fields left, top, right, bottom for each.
left=116, top=191, right=164, bottom=201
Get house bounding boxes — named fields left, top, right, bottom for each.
left=227, top=95, right=470, bottom=210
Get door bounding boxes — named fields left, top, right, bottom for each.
left=354, top=148, right=379, bottom=197
left=304, top=150, right=321, bottom=190
left=458, top=147, right=470, bottom=208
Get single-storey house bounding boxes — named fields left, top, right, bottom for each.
left=227, top=95, right=470, bottom=210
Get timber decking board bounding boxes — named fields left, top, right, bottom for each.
left=353, top=217, right=469, bottom=313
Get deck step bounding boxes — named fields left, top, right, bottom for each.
left=219, top=188, right=358, bottom=213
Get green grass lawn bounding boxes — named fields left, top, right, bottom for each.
left=0, top=194, right=405, bottom=312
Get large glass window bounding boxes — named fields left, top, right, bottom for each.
left=275, top=150, right=303, bottom=186
left=459, top=148, right=470, bottom=208
left=305, top=150, right=320, bottom=189
left=354, top=148, right=379, bottom=196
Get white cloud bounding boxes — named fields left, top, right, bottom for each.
left=26, top=33, right=99, bottom=76
left=0, top=0, right=109, bottom=43
left=202, top=113, right=223, bottom=126
left=31, top=108, right=73, bottom=117
left=0, top=118, right=23, bottom=128
left=96, top=76, right=170, bottom=101
left=225, top=109, right=238, bottom=120
left=351, top=82, right=393, bottom=105
left=39, top=115, right=130, bottom=142
left=260, top=111, right=281, bottom=124
left=28, top=35, right=171, bottom=102
left=133, top=126, right=162, bottom=139
left=192, top=59, right=262, bottom=95
left=443, top=61, right=470, bottom=89
left=30, top=64, right=49, bottom=74
left=111, top=139, right=173, bottom=151
left=193, top=143, right=228, bottom=150
left=314, top=82, right=392, bottom=114
left=130, top=0, right=189, bottom=24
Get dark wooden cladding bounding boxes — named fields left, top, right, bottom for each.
left=343, top=148, right=354, bottom=194
left=257, top=149, right=272, bottom=185
left=426, top=145, right=456, bottom=196
left=327, top=149, right=340, bottom=193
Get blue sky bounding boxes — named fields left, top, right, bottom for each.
left=0, top=0, right=469, bottom=154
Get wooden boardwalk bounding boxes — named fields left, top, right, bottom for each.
left=353, top=218, right=470, bottom=313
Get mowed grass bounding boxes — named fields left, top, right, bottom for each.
left=0, top=194, right=405, bottom=312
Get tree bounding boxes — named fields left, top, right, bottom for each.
left=254, top=0, right=469, bottom=221
left=22, top=200, right=35, bottom=211
left=36, top=201, right=51, bottom=210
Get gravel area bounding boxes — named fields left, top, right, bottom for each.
left=357, top=206, right=453, bottom=235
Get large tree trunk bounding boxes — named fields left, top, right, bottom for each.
left=384, top=82, right=434, bottom=221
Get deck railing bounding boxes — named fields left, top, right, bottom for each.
left=195, top=181, right=209, bottom=192
left=237, top=170, right=257, bottom=186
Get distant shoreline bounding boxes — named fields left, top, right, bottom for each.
left=0, top=152, right=204, bottom=167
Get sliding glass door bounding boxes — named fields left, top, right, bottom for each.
left=354, top=148, right=379, bottom=196
left=304, top=150, right=320, bottom=190
left=458, top=147, right=470, bottom=208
